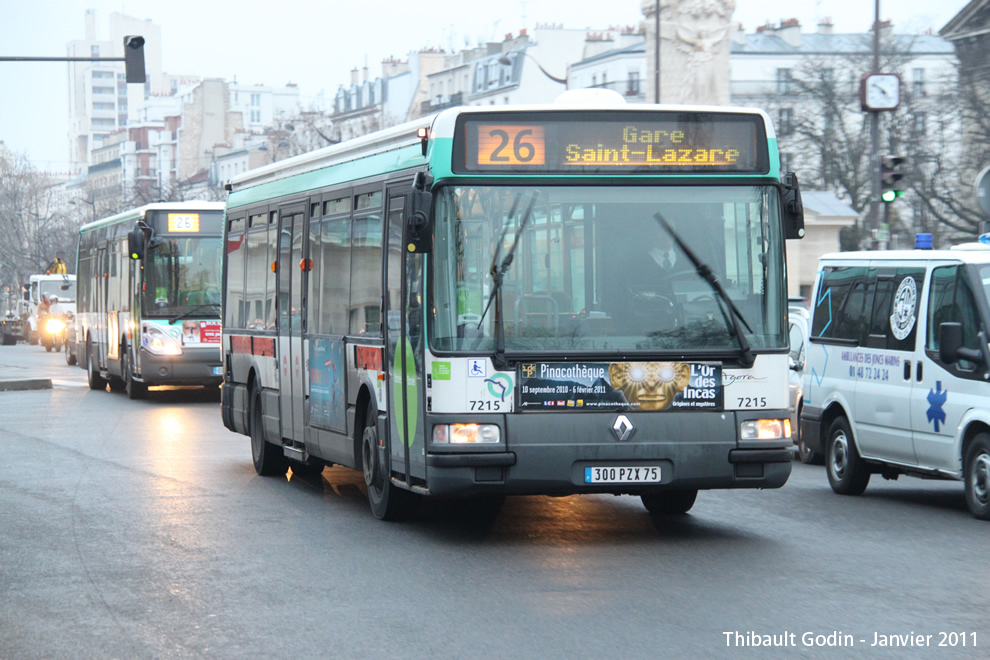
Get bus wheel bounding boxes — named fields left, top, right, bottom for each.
left=362, top=406, right=416, bottom=521
left=826, top=416, right=870, bottom=495
left=964, top=434, right=990, bottom=520
left=124, top=350, right=147, bottom=400
left=250, top=386, right=286, bottom=477
left=641, top=489, right=698, bottom=515
left=87, top=340, right=107, bottom=391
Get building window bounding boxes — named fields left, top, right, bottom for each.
left=780, top=151, right=792, bottom=173
left=776, top=68, right=793, bottom=94
left=91, top=45, right=99, bottom=57
left=778, top=108, right=794, bottom=136
left=250, top=110, right=261, bottom=123
left=92, top=86, right=114, bottom=95
left=251, top=93, right=261, bottom=106
left=627, top=71, right=640, bottom=95
left=912, top=111, right=927, bottom=136
left=912, top=68, right=925, bottom=96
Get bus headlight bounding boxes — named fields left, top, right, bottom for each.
left=740, top=419, right=791, bottom=440
left=433, top=423, right=501, bottom=444
left=142, top=323, right=182, bottom=356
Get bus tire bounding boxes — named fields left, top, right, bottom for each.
left=641, top=489, right=698, bottom=515
left=87, top=339, right=106, bottom=391
left=362, top=405, right=417, bottom=521
left=250, top=386, right=286, bottom=476
left=826, top=416, right=870, bottom=495
left=124, top=349, right=147, bottom=400
left=964, top=433, right=990, bottom=520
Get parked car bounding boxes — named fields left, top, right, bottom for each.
left=788, top=311, right=819, bottom=463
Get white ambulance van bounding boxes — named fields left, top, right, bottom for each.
left=801, top=235, right=990, bottom=519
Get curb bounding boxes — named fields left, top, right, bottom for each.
left=0, top=379, right=53, bottom=392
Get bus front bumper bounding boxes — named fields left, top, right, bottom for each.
left=139, top=346, right=223, bottom=386
left=423, top=411, right=793, bottom=497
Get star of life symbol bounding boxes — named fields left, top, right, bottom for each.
left=927, top=380, right=947, bottom=433
left=890, top=276, right=917, bottom=341
left=612, top=414, right=635, bottom=442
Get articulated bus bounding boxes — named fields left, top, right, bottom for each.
left=221, top=92, right=806, bottom=520
left=76, top=201, right=226, bottom=399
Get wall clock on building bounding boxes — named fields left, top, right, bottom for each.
left=860, top=73, right=901, bottom=111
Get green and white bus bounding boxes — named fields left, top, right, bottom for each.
left=76, top=202, right=225, bottom=398
left=221, top=93, right=805, bottom=520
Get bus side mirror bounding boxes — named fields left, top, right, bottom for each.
left=404, top=174, right=433, bottom=254
left=781, top=172, right=806, bottom=240
left=128, top=226, right=145, bottom=260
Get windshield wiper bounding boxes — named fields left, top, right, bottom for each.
left=654, top=212, right=755, bottom=368
left=169, top=303, right=221, bottom=324
left=475, top=192, right=538, bottom=366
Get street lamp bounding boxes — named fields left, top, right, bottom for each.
left=497, top=52, right=567, bottom=85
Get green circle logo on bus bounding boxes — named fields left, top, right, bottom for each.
left=486, top=374, right=513, bottom=401
left=392, top=338, right=418, bottom=448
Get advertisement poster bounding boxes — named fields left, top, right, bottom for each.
left=517, top=361, right=722, bottom=412
left=309, top=338, right=346, bottom=432
left=180, top=320, right=221, bottom=344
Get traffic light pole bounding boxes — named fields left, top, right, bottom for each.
left=870, top=0, right=882, bottom=249
left=0, top=36, right=145, bottom=83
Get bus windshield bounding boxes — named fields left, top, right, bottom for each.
left=142, top=236, right=223, bottom=317
left=431, top=185, right=786, bottom=355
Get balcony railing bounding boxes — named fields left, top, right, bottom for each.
left=421, top=91, right=464, bottom=114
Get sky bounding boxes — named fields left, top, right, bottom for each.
left=0, top=0, right=968, bottom=172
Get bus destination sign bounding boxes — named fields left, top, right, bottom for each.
left=167, top=213, right=201, bottom=232
left=457, top=111, right=767, bottom=174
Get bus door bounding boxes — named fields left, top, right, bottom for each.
left=276, top=206, right=307, bottom=442
left=95, top=245, right=109, bottom=367
left=385, top=184, right=426, bottom=484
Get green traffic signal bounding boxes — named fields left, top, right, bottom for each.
left=881, top=189, right=897, bottom=203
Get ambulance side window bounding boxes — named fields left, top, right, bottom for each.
left=928, top=266, right=980, bottom=372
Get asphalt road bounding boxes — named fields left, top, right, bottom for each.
left=1, top=344, right=987, bottom=659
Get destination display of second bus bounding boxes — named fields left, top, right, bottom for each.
left=454, top=110, right=769, bottom=174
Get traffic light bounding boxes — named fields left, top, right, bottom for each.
left=880, top=154, right=906, bottom=203
left=123, top=35, right=146, bottom=83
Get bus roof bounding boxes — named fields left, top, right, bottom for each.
left=79, top=201, right=226, bottom=234
left=226, top=97, right=777, bottom=194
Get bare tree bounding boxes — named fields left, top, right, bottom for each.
left=0, top=150, right=81, bottom=302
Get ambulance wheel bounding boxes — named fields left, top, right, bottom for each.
left=826, top=416, right=870, bottom=495
left=964, top=434, right=990, bottom=520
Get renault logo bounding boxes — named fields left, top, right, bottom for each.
left=611, top=415, right=635, bottom=442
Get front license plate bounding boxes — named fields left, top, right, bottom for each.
left=584, top=466, right=661, bottom=484
left=212, top=366, right=223, bottom=376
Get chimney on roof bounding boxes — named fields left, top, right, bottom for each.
left=817, top=17, right=833, bottom=35
left=777, top=18, right=802, bottom=47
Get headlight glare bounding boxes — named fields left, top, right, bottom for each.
left=142, top=323, right=182, bottom=356
left=740, top=419, right=789, bottom=440
left=432, top=423, right=501, bottom=444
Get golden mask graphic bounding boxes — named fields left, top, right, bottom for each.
left=608, top=362, right=691, bottom=411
